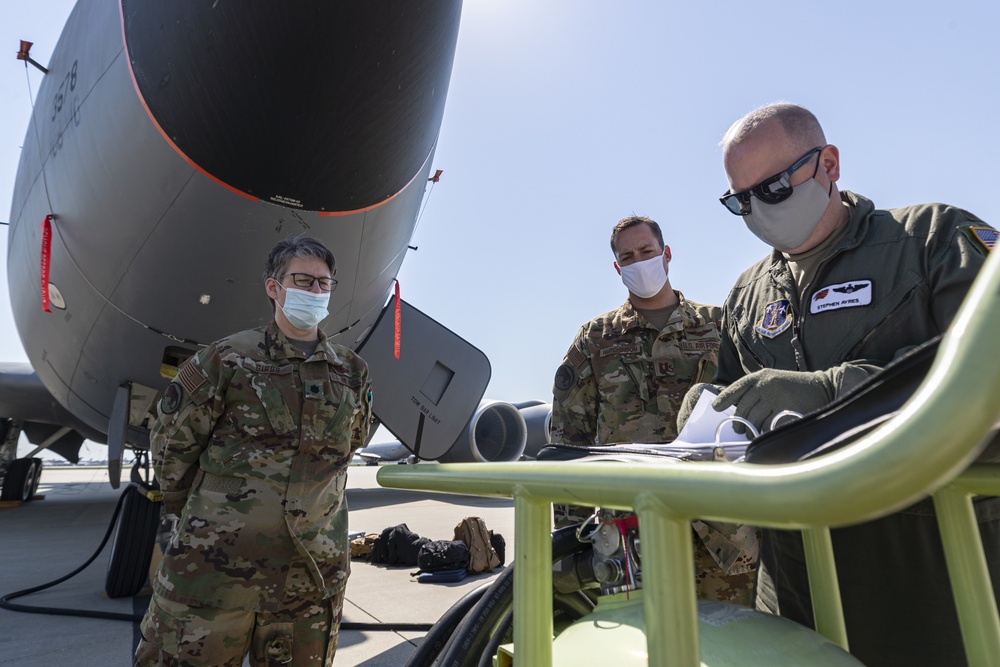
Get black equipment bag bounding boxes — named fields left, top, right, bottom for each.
left=417, top=539, right=470, bottom=572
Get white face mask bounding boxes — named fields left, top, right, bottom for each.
left=619, top=253, right=667, bottom=298
left=276, top=284, right=330, bottom=329
left=744, top=178, right=831, bottom=251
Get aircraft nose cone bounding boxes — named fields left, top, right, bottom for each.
left=122, top=1, right=462, bottom=213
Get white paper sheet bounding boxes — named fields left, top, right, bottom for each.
left=675, top=390, right=748, bottom=446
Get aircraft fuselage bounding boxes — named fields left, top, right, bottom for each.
left=7, top=0, right=463, bottom=438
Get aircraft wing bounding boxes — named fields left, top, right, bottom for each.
left=0, top=363, right=107, bottom=463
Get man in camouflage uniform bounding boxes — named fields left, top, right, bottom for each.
left=549, top=215, right=757, bottom=605
left=134, top=237, right=372, bottom=667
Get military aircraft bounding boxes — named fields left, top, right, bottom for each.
left=0, top=0, right=552, bottom=502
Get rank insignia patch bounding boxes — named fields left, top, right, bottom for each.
left=554, top=364, right=576, bottom=392
left=756, top=299, right=792, bottom=339
left=160, top=382, right=183, bottom=414
left=655, top=360, right=675, bottom=377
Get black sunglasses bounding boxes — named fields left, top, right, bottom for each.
left=719, top=146, right=824, bottom=216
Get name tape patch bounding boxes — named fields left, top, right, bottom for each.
left=810, top=280, right=873, bottom=314
left=599, top=344, right=641, bottom=358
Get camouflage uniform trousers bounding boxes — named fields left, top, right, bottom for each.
left=691, top=527, right=757, bottom=607
left=553, top=506, right=757, bottom=606
left=134, top=563, right=345, bottom=667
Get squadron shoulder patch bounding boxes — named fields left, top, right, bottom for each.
left=160, top=382, right=183, bottom=414
left=965, top=226, right=997, bottom=253
left=554, top=364, right=576, bottom=392
left=756, top=299, right=792, bottom=339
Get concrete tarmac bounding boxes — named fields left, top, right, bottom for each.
left=0, top=464, right=514, bottom=666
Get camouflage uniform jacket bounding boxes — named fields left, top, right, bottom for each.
left=550, top=292, right=721, bottom=446
left=151, top=321, right=372, bottom=612
left=549, top=294, right=759, bottom=591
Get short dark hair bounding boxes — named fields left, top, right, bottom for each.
left=610, top=216, right=664, bottom=255
left=264, top=237, right=335, bottom=307
left=264, top=236, right=336, bottom=281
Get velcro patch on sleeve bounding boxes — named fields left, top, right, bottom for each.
left=964, top=225, right=997, bottom=253
left=177, top=361, right=207, bottom=395
left=159, top=382, right=183, bottom=415
left=554, top=364, right=576, bottom=392
left=567, top=345, right=586, bottom=368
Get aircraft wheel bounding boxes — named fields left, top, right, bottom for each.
left=26, top=458, right=42, bottom=499
left=1, top=458, right=39, bottom=502
left=105, top=485, right=161, bottom=598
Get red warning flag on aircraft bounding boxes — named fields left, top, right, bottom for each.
left=41, top=215, right=53, bottom=312
left=393, top=279, right=401, bottom=359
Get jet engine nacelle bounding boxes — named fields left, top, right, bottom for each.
left=514, top=400, right=552, bottom=458
left=436, top=400, right=528, bottom=463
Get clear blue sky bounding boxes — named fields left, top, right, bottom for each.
left=2, top=2, right=998, bottom=456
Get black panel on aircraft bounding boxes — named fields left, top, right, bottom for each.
left=121, top=1, right=462, bottom=213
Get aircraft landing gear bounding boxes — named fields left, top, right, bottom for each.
left=105, top=452, right=161, bottom=598
left=0, top=457, right=43, bottom=503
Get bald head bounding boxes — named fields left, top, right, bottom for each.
left=722, top=103, right=826, bottom=159
left=721, top=103, right=833, bottom=194
left=720, top=102, right=846, bottom=254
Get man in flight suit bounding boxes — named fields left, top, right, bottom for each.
left=550, top=215, right=758, bottom=605
left=134, top=237, right=372, bottom=667
left=680, top=102, right=999, bottom=666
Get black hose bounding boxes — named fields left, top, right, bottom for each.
left=476, top=610, right=512, bottom=667
left=0, top=485, right=141, bottom=621
left=340, top=621, right=434, bottom=631
left=403, top=583, right=493, bottom=667
left=434, top=525, right=595, bottom=667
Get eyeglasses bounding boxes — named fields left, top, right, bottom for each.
left=281, top=273, right=337, bottom=292
left=719, top=146, right=824, bottom=216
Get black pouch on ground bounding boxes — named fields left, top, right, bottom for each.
left=370, top=523, right=429, bottom=566
left=417, top=539, right=470, bottom=572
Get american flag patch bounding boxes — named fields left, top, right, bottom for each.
left=177, top=361, right=207, bottom=394
left=970, top=226, right=997, bottom=252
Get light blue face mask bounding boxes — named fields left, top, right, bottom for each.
left=276, top=284, right=330, bottom=329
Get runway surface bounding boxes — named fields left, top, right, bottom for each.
left=0, top=464, right=515, bottom=666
